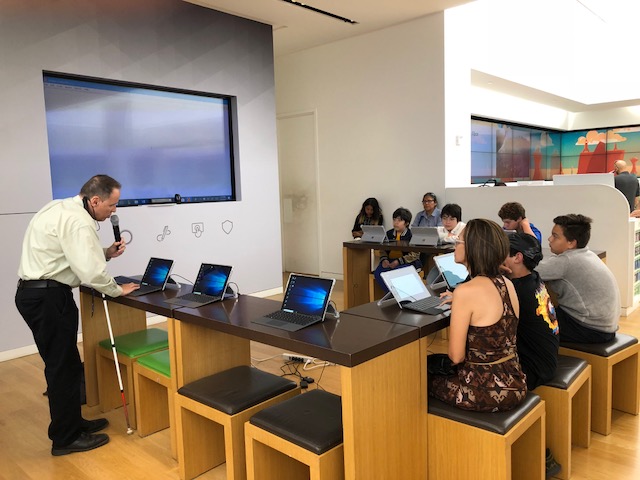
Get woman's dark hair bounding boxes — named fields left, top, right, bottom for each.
left=357, top=197, right=383, bottom=223
left=553, top=214, right=592, bottom=248
left=441, top=203, right=462, bottom=222
left=463, top=218, right=510, bottom=277
left=80, top=174, right=121, bottom=200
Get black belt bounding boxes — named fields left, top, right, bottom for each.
left=17, top=279, right=71, bottom=290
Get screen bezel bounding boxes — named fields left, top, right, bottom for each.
left=42, top=70, right=239, bottom=206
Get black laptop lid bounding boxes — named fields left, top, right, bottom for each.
left=192, top=264, right=233, bottom=296
left=140, top=257, right=173, bottom=287
left=281, top=274, right=335, bottom=317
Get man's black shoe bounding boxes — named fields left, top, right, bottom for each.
left=81, top=417, right=109, bottom=433
left=51, top=432, right=109, bottom=456
left=545, top=448, right=561, bottom=478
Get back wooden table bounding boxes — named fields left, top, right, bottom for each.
left=343, top=239, right=453, bottom=309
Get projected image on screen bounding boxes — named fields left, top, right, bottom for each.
left=282, top=275, right=333, bottom=316
left=43, top=72, right=237, bottom=206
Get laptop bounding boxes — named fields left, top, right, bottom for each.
left=114, top=257, right=174, bottom=297
left=165, top=264, right=233, bottom=308
left=433, top=253, right=469, bottom=290
left=409, top=226, right=440, bottom=246
left=252, top=273, right=336, bottom=332
left=360, top=225, right=387, bottom=243
left=380, top=265, right=450, bottom=315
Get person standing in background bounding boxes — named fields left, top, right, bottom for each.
left=613, top=159, right=640, bottom=213
left=15, top=174, right=139, bottom=456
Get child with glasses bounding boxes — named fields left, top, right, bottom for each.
left=437, top=203, right=466, bottom=244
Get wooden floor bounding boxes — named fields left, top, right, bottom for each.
left=2, top=277, right=640, bottom=479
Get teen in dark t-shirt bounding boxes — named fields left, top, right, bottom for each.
left=511, top=271, right=559, bottom=389
left=504, top=233, right=559, bottom=390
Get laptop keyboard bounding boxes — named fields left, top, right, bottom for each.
left=178, top=292, right=219, bottom=304
left=405, top=296, right=442, bottom=312
left=265, top=310, right=320, bottom=326
left=114, top=276, right=140, bottom=285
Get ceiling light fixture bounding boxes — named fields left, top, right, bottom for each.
left=280, top=0, right=358, bottom=24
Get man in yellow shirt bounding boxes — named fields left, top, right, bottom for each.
left=15, top=174, right=139, bottom=456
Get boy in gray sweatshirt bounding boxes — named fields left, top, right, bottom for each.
left=535, top=214, right=619, bottom=343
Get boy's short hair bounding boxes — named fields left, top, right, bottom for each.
left=508, top=232, right=543, bottom=271
left=441, top=203, right=462, bottom=221
left=393, top=207, right=412, bottom=225
left=553, top=214, right=592, bottom=248
left=498, top=202, right=526, bottom=221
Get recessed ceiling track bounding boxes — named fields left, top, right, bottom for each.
left=280, top=0, right=358, bottom=24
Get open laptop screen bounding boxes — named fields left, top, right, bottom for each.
left=380, top=266, right=430, bottom=303
left=142, top=257, right=174, bottom=286
left=433, top=253, right=469, bottom=289
left=360, top=225, right=386, bottom=243
left=193, top=264, right=232, bottom=296
left=282, top=274, right=334, bottom=317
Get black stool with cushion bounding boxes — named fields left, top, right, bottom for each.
left=175, top=366, right=299, bottom=480
left=245, top=390, right=344, bottom=480
left=559, top=333, right=640, bottom=436
left=427, top=393, right=545, bottom=479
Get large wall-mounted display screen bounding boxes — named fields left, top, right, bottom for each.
left=471, top=118, right=640, bottom=184
left=43, top=71, right=238, bottom=206
left=471, top=119, right=562, bottom=184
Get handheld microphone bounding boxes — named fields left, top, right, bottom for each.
left=110, top=215, right=122, bottom=242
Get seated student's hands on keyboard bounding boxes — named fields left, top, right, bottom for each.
left=439, top=290, right=453, bottom=307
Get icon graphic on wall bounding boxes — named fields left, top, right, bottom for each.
left=192, top=222, right=204, bottom=238
left=121, top=229, right=133, bottom=245
left=157, top=225, right=171, bottom=242
left=222, top=220, right=233, bottom=235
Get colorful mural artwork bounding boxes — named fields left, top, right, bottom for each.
left=471, top=119, right=640, bottom=184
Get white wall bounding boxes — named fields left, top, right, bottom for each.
left=0, top=0, right=281, bottom=355
left=275, top=13, right=447, bottom=278
left=446, top=184, right=634, bottom=313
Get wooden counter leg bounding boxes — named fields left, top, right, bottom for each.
left=343, top=246, right=374, bottom=309
left=340, top=341, right=425, bottom=480
left=173, top=320, right=251, bottom=388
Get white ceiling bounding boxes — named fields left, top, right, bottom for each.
left=186, top=0, right=472, bottom=56
left=187, top=0, right=640, bottom=112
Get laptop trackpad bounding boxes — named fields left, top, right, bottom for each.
left=267, top=319, right=288, bottom=327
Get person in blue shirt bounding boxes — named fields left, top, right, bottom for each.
left=411, top=192, right=442, bottom=227
left=498, top=202, right=542, bottom=243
